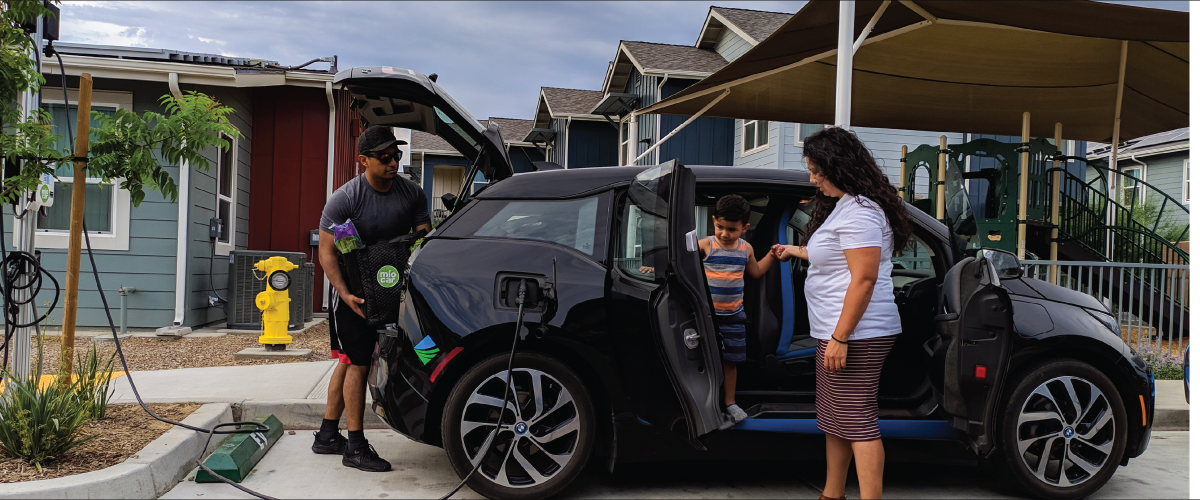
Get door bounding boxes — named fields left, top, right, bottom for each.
left=930, top=254, right=1014, bottom=455
left=626, top=161, right=728, bottom=448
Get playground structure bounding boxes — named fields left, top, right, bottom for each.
left=899, top=129, right=1190, bottom=346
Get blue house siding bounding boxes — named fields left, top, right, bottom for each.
left=659, top=78, right=734, bottom=166
left=714, top=27, right=753, bottom=61
left=567, top=120, right=619, bottom=168
left=509, top=145, right=544, bottom=174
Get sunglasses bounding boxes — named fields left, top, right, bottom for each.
left=366, top=150, right=403, bottom=164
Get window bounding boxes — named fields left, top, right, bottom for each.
left=795, top=123, right=824, bottom=148
left=440, top=194, right=611, bottom=260
left=614, top=166, right=672, bottom=281
left=214, top=132, right=238, bottom=256
left=1184, top=160, right=1190, bottom=204
left=741, top=119, right=769, bottom=155
left=891, top=236, right=937, bottom=288
left=29, top=89, right=133, bottom=251
left=1122, top=167, right=1143, bottom=206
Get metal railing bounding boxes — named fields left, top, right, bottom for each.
left=1021, top=260, right=1189, bottom=355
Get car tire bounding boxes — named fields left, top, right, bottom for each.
left=996, top=359, right=1127, bottom=500
left=442, top=352, right=595, bottom=500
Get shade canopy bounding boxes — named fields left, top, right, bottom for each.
left=638, top=1, right=1188, bottom=143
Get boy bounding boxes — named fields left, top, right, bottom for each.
left=644, top=194, right=777, bottom=423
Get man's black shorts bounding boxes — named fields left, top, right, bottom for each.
left=329, top=296, right=376, bottom=367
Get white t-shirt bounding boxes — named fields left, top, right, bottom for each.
left=804, top=194, right=902, bottom=341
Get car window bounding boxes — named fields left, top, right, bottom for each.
left=614, top=193, right=666, bottom=282
left=439, top=194, right=610, bottom=259
left=891, top=234, right=937, bottom=288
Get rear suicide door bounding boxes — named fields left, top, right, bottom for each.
left=627, top=161, right=729, bottom=448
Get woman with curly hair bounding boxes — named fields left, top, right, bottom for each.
left=772, top=126, right=912, bottom=500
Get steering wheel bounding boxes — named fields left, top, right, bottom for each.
left=891, top=270, right=933, bottom=279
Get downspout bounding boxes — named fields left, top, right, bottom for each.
left=564, top=117, right=572, bottom=168
left=1130, top=152, right=1148, bottom=203
left=324, top=81, right=336, bottom=310
left=655, top=74, right=669, bottom=164
left=170, top=73, right=189, bottom=326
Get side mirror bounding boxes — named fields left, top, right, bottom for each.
left=980, top=248, right=1023, bottom=279
left=440, top=192, right=457, bottom=211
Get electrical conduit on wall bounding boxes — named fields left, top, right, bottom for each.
left=170, top=73, right=189, bottom=326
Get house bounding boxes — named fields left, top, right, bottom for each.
left=410, top=117, right=544, bottom=222
left=1086, top=128, right=1190, bottom=248
left=526, top=87, right=617, bottom=168
left=11, top=42, right=358, bottom=329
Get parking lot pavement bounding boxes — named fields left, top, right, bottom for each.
left=163, top=430, right=1188, bottom=499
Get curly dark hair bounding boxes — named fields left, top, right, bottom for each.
left=713, top=194, right=751, bottom=224
left=801, top=127, right=911, bottom=250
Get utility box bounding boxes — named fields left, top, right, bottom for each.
left=227, top=250, right=312, bottom=330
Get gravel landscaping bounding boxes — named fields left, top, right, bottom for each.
left=0, top=403, right=200, bottom=483
left=9, top=321, right=331, bottom=374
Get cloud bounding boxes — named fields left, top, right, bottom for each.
left=59, top=18, right=148, bottom=46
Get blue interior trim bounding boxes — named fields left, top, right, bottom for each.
left=734, top=418, right=959, bottom=440
left=778, top=347, right=816, bottom=359
left=776, top=207, right=796, bottom=356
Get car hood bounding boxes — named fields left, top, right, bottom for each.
left=1002, top=276, right=1108, bottom=313
left=334, top=66, right=513, bottom=182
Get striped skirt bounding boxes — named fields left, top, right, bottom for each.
left=815, top=335, right=896, bottom=442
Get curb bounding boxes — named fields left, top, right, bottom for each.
left=1154, top=407, right=1189, bottom=430
left=0, top=403, right=233, bottom=499
left=236, top=399, right=389, bottom=430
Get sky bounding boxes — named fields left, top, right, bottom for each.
left=58, top=1, right=1188, bottom=122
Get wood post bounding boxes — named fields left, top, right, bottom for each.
left=1049, top=123, right=1063, bottom=285
left=1016, top=112, right=1031, bottom=260
left=59, top=73, right=93, bottom=377
left=935, top=136, right=947, bottom=221
left=899, top=145, right=908, bottom=198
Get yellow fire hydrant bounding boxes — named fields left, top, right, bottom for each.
left=255, top=256, right=297, bottom=351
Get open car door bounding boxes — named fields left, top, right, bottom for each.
left=334, top=66, right=513, bottom=212
left=628, top=161, right=728, bottom=449
left=930, top=168, right=1014, bottom=456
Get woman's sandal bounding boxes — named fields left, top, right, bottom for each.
left=817, top=495, right=846, bottom=500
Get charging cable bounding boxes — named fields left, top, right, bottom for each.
left=439, top=279, right=527, bottom=500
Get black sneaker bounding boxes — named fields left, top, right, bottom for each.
left=312, top=431, right=348, bottom=455
left=343, top=443, right=392, bottom=472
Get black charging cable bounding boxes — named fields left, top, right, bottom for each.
left=43, top=46, right=276, bottom=500
left=439, top=279, right=527, bottom=500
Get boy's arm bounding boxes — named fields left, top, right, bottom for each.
left=745, top=245, right=777, bottom=279
left=698, top=237, right=710, bottom=258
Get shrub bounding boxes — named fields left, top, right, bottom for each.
left=1133, top=344, right=1185, bottom=380
left=0, top=372, right=95, bottom=470
left=71, top=344, right=117, bottom=420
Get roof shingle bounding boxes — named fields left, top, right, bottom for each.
left=541, top=88, right=606, bottom=116
left=622, top=41, right=728, bottom=74
left=712, top=6, right=793, bottom=43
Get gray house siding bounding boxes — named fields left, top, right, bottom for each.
left=732, top=119, right=781, bottom=169
left=1103, top=150, right=1190, bottom=229
left=623, top=69, right=660, bottom=166
left=549, top=117, right=569, bottom=166
left=714, top=27, right=753, bottom=62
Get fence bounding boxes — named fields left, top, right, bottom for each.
left=1020, top=260, right=1189, bottom=355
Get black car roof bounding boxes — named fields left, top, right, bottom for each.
left=475, top=166, right=812, bottom=200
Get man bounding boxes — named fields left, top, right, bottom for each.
left=315, top=125, right=432, bottom=472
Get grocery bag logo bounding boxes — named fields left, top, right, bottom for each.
left=377, top=265, right=400, bottom=288
left=415, top=336, right=439, bottom=365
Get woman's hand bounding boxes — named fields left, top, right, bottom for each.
left=771, top=244, right=808, bottom=261
left=824, top=338, right=848, bottom=373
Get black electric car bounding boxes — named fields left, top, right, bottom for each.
left=336, top=67, right=1155, bottom=500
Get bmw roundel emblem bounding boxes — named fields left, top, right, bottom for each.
left=1063, top=426, right=1075, bottom=439
left=515, top=422, right=528, bottom=435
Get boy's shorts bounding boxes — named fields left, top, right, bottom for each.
left=714, top=310, right=747, bottom=363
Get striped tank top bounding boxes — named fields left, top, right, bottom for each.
left=703, top=236, right=749, bottom=316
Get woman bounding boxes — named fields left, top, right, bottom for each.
left=772, top=127, right=911, bottom=500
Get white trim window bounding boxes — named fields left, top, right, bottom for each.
left=214, top=132, right=238, bottom=256
left=741, top=119, right=769, bottom=156
left=619, top=118, right=630, bottom=166
left=795, top=123, right=825, bottom=148
left=1121, top=166, right=1144, bottom=206
left=1184, top=159, right=1190, bottom=204
left=30, top=89, right=133, bottom=251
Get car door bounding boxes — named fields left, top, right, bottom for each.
left=930, top=228, right=1015, bottom=454
left=625, top=161, right=728, bottom=448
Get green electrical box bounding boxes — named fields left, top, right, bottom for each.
left=196, top=414, right=284, bottom=483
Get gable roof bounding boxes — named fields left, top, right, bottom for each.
left=602, top=41, right=727, bottom=94
left=487, top=117, right=536, bottom=146
left=711, top=7, right=793, bottom=43
left=530, top=87, right=607, bottom=130
left=413, top=117, right=538, bottom=155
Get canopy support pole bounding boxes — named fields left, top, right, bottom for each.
left=936, top=136, right=947, bottom=222
left=1017, top=112, right=1031, bottom=260
left=834, top=0, right=855, bottom=128
left=1107, top=40, right=1128, bottom=260
left=853, top=1, right=891, bottom=53
left=1049, top=122, right=1063, bottom=284
left=632, top=89, right=729, bottom=164
left=899, top=145, right=908, bottom=197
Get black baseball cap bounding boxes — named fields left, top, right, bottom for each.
left=357, top=125, right=408, bottom=154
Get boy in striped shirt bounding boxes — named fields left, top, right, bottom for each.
left=702, top=194, right=778, bottom=424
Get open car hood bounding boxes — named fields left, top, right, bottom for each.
left=334, top=66, right=513, bottom=182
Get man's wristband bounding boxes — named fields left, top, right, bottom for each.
left=830, top=335, right=849, bottom=345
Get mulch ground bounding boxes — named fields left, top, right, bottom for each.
left=0, top=403, right=200, bottom=483
left=10, top=321, right=332, bottom=374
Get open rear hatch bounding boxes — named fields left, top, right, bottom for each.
left=334, top=66, right=513, bottom=209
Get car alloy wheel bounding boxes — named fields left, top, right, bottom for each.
left=999, top=359, right=1126, bottom=500
left=443, top=352, right=594, bottom=500
left=1016, top=375, right=1115, bottom=487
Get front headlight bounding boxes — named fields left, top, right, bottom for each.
left=1086, top=309, right=1120, bottom=337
